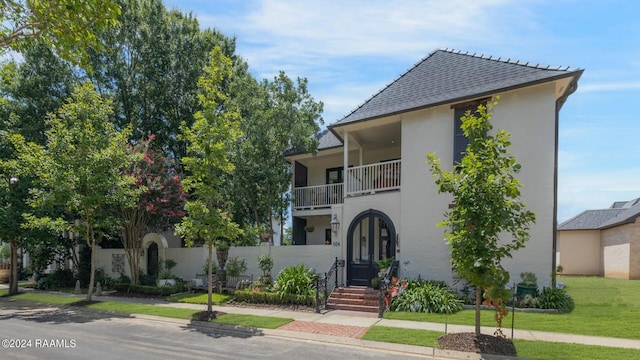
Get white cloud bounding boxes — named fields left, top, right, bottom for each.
left=578, top=81, right=640, bottom=93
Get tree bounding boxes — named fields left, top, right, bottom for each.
left=13, top=81, right=140, bottom=301
left=119, top=135, right=186, bottom=285
left=227, top=69, right=323, bottom=232
left=0, top=0, right=120, bottom=66
left=176, top=46, right=242, bottom=314
left=88, top=0, right=235, bottom=167
left=426, top=99, right=536, bottom=337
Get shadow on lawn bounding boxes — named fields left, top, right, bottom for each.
left=0, top=298, right=131, bottom=325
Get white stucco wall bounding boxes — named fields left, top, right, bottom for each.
left=557, top=230, right=601, bottom=275
left=400, top=83, right=558, bottom=287
left=96, top=244, right=335, bottom=283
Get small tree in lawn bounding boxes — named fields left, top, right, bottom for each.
left=426, top=99, right=535, bottom=338
left=13, top=81, right=140, bottom=301
left=120, top=136, right=187, bottom=285
left=176, top=46, right=242, bottom=315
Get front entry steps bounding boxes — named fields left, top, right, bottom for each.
left=327, top=286, right=379, bottom=313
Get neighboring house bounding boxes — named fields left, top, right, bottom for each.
left=286, top=49, right=583, bottom=288
left=558, top=198, right=640, bottom=279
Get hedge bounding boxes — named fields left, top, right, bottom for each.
left=234, top=289, right=315, bottom=306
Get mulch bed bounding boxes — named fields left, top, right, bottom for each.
left=437, top=333, right=517, bottom=357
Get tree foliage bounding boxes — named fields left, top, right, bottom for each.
left=228, top=68, right=323, bottom=231
left=13, top=81, right=140, bottom=301
left=88, top=0, right=234, bottom=166
left=0, top=0, right=121, bottom=66
left=176, top=46, right=242, bottom=313
left=426, top=99, right=536, bottom=337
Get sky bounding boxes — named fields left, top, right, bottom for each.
left=164, top=0, right=640, bottom=222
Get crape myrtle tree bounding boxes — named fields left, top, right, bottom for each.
left=426, top=99, right=536, bottom=337
left=176, top=46, right=242, bottom=314
left=120, top=135, right=187, bottom=285
left=13, top=82, right=141, bottom=301
left=227, top=67, right=323, bottom=237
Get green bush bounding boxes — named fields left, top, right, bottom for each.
left=537, top=286, right=574, bottom=313
left=274, top=264, right=316, bottom=298
left=120, top=284, right=186, bottom=296
left=226, top=257, right=247, bottom=277
left=202, top=259, right=218, bottom=275
left=391, top=282, right=462, bottom=314
left=35, top=268, right=76, bottom=290
left=234, top=289, right=314, bottom=306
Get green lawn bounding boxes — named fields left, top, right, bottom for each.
left=211, top=314, right=293, bottom=329
left=166, top=292, right=233, bottom=305
left=384, top=276, right=640, bottom=339
left=85, top=301, right=199, bottom=319
left=363, top=326, right=640, bottom=360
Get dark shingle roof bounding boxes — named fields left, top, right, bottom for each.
left=317, top=129, right=342, bottom=150
left=559, top=197, right=640, bottom=230
left=333, top=49, right=583, bottom=126
left=558, top=209, right=626, bottom=230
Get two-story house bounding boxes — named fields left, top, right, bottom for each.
left=286, top=49, right=583, bottom=288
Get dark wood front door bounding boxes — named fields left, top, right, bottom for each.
left=147, top=242, right=158, bottom=277
left=347, top=210, right=395, bottom=287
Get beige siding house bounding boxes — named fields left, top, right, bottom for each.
left=558, top=198, right=640, bottom=279
left=287, top=49, right=583, bottom=288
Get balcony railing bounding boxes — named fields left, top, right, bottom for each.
left=293, top=183, right=343, bottom=210
left=292, top=160, right=401, bottom=209
left=346, top=160, right=401, bottom=196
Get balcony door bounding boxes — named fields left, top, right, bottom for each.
left=346, top=209, right=396, bottom=287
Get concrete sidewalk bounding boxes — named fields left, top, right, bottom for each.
left=94, top=292, right=640, bottom=350
left=3, top=285, right=640, bottom=355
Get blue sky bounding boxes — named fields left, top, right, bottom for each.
left=165, top=0, right=640, bottom=222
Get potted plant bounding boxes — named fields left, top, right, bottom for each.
left=257, top=254, right=274, bottom=283
left=304, top=225, right=315, bottom=233
left=157, top=258, right=177, bottom=287
left=516, top=271, right=538, bottom=297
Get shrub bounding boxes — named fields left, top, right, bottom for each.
left=36, top=268, right=76, bottom=290
left=257, top=254, right=273, bottom=277
left=117, top=283, right=186, bottom=296
left=274, top=264, right=316, bottom=298
left=226, top=257, right=247, bottom=277
left=537, top=286, right=574, bottom=313
left=234, top=288, right=314, bottom=306
left=391, top=281, right=462, bottom=314
left=115, top=273, right=131, bottom=284
left=202, top=259, right=218, bottom=275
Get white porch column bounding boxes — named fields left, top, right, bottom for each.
left=343, top=131, right=349, bottom=198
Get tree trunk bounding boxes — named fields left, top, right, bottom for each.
left=9, top=240, right=19, bottom=295
left=86, top=238, right=96, bottom=302
left=124, top=246, right=139, bottom=286
left=207, top=242, right=213, bottom=313
left=475, top=286, right=482, bottom=337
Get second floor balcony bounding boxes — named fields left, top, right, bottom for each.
left=292, top=160, right=401, bottom=210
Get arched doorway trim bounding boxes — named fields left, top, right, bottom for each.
left=346, top=209, right=396, bottom=287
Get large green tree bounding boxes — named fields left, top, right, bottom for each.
left=13, top=81, right=140, bottom=301
left=426, top=99, right=536, bottom=337
left=88, top=0, right=235, bottom=166
left=1, top=0, right=120, bottom=65
left=176, top=46, right=242, bottom=314
left=228, top=69, right=323, bottom=233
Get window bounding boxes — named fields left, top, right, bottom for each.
left=452, top=99, right=487, bottom=165
left=326, top=167, right=344, bottom=184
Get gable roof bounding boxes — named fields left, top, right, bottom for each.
left=332, top=49, right=583, bottom=127
left=558, top=209, right=626, bottom=230
left=559, top=198, right=640, bottom=230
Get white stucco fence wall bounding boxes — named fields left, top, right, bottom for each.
left=96, top=244, right=335, bottom=283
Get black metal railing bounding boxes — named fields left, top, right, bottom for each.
left=315, top=257, right=345, bottom=313
left=378, top=260, right=400, bottom=318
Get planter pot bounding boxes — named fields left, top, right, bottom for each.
left=516, top=284, right=538, bottom=297
left=157, top=279, right=176, bottom=287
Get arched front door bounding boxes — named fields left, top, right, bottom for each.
left=347, top=209, right=396, bottom=287
left=147, top=242, right=159, bottom=277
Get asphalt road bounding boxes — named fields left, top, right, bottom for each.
left=0, top=300, right=429, bottom=360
